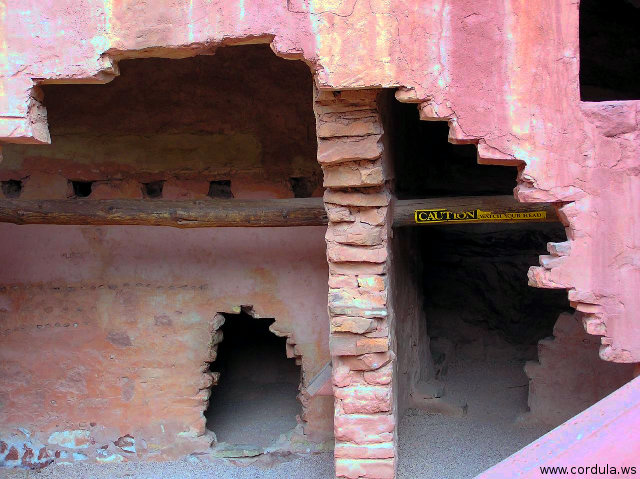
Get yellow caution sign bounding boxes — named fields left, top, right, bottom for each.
left=414, top=208, right=547, bottom=224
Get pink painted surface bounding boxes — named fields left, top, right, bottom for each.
left=0, top=224, right=333, bottom=459
left=475, top=375, right=640, bottom=478
left=0, top=0, right=638, bottom=362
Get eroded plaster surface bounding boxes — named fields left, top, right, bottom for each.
left=0, top=224, right=333, bottom=464
left=1, top=0, right=637, bottom=362
left=0, top=2, right=639, bottom=478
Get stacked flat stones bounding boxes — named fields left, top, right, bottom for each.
left=315, top=89, right=395, bottom=479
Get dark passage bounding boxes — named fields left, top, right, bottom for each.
left=205, top=312, right=301, bottom=448
left=391, top=102, right=517, bottom=199
left=386, top=94, right=571, bottom=478
left=388, top=95, right=570, bottom=346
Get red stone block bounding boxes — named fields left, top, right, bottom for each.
left=329, top=274, right=359, bottom=289
left=324, top=189, right=390, bottom=207
left=327, top=204, right=356, bottom=223
left=323, top=161, right=385, bottom=188
left=357, top=275, right=386, bottom=291
left=336, top=458, right=396, bottom=479
left=331, top=316, right=377, bottom=334
left=341, top=352, right=394, bottom=371
left=327, top=222, right=386, bottom=246
left=363, top=362, right=392, bottom=385
left=335, top=442, right=395, bottom=459
left=316, top=110, right=382, bottom=138
left=327, top=244, right=388, bottom=264
left=334, top=413, right=395, bottom=444
left=335, top=385, right=392, bottom=413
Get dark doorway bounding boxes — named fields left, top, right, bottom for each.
left=580, top=0, right=640, bottom=101
left=205, top=311, right=301, bottom=448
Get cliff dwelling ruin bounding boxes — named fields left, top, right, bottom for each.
left=0, top=1, right=639, bottom=478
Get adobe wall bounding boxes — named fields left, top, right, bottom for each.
left=1, top=2, right=639, bottom=478
left=389, top=228, right=433, bottom=416
left=0, top=44, right=322, bottom=200
left=525, top=312, right=636, bottom=427
left=0, top=45, right=332, bottom=467
left=0, top=225, right=332, bottom=466
left=2, top=0, right=638, bottom=364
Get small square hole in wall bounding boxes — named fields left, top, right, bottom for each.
left=289, top=177, right=316, bottom=198
left=580, top=0, right=640, bottom=100
left=208, top=180, right=233, bottom=199
left=71, top=180, right=93, bottom=198
left=142, top=181, right=164, bottom=199
left=1, top=180, right=22, bottom=198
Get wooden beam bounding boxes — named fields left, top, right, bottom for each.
left=0, top=196, right=559, bottom=228
left=0, top=198, right=328, bottom=228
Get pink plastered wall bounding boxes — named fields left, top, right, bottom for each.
left=0, top=0, right=637, bottom=362
left=0, top=224, right=333, bottom=460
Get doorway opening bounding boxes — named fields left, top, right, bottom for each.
left=204, top=310, right=302, bottom=451
left=385, top=96, right=573, bottom=478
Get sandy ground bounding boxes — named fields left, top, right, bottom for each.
left=2, top=356, right=550, bottom=479
left=206, top=380, right=300, bottom=447
left=396, top=356, right=551, bottom=479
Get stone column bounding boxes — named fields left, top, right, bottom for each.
left=314, top=89, right=396, bottom=479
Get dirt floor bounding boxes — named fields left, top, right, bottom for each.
left=2, top=349, right=552, bottom=479
left=396, top=355, right=551, bottom=479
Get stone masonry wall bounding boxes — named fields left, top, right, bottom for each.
left=315, top=89, right=396, bottom=479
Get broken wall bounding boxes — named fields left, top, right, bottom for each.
left=525, top=312, right=636, bottom=427
left=1, top=2, right=640, bottom=478
left=0, top=44, right=322, bottom=200
left=0, top=44, right=332, bottom=467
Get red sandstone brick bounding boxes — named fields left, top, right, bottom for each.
left=330, top=333, right=389, bottom=356
left=333, top=364, right=364, bottom=387
left=341, top=352, right=394, bottom=371
left=327, top=204, right=356, bottom=223
left=323, top=161, right=385, bottom=188
left=357, top=275, right=386, bottom=291
left=334, top=414, right=395, bottom=444
left=315, top=90, right=379, bottom=110
left=327, top=222, right=386, bottom=246
left=356, top=337, right=389, bottom=354
left=363, top=362, right=393, bottom=385
left=335, top=385, right=392, bottom=413
left=324, top=189, right=391, bottom=207
left=328, top=288, right=387, bottom=318
left=327, top=244, right=388, bottom=264
left=316, top=110, right=382, bottom=138
left=334, top=442, right=395, bottom=459
left=329, top=274, right=359, bottom=289
left=330, top=262, right=387, bottom=276
left=336, top=458, right=395, bottom=479
left=364, top=321, right=389, bottom=338
left=356, top=207, right=388, bottom=226
left=318, top=136, right=382, bottom=165
left=330, top=333, right=359, bottom=356
left=331, top=316, right=377, bottom=334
